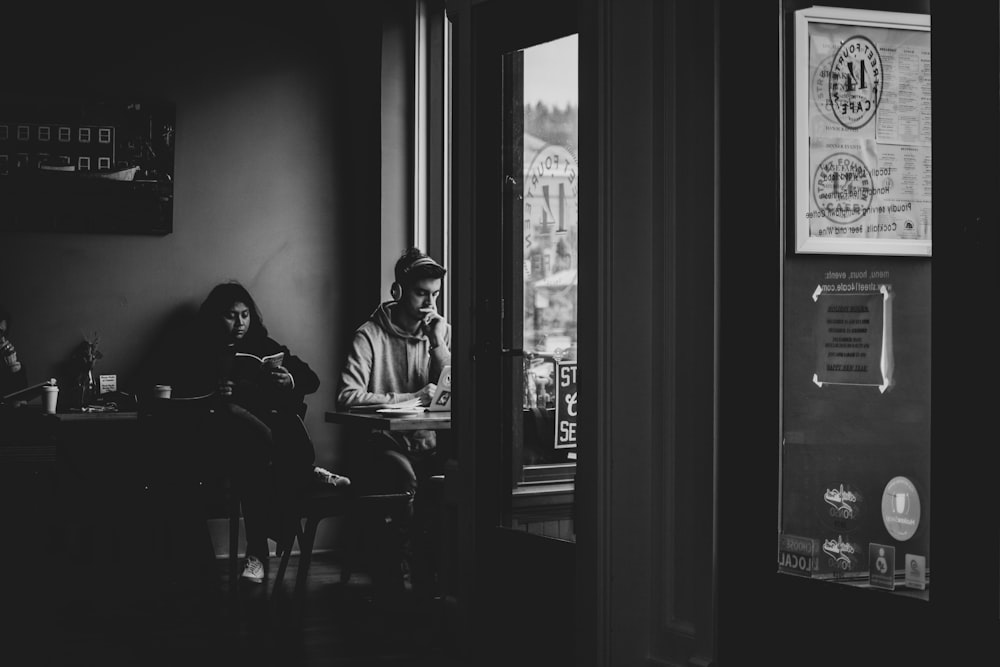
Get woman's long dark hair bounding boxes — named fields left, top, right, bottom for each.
left=197, top=281, right=269, bottom=345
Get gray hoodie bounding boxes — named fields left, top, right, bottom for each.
left=337, top=301, right=452, bottom=451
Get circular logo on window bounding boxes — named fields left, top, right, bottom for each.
left=881, top=476, right=920, bottom=541
left=829, top=35, right=883, bottom=129
left=524, top=144, right=579, bottom=243
left=812, top=152, right=873, bottom=225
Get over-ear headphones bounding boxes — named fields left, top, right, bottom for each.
left=391, top=253, right=445, bottom=302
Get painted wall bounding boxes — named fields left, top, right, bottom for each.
left=1, top=8, right=386, bottom=552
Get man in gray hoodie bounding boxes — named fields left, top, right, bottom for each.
left=337, top=247, right=452, bottom=595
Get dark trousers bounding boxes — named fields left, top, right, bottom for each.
left=219, top=403, right=315, bottom=560
left=353, top=431, right=445, bottom=595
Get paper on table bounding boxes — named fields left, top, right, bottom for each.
left=376, top=406, right=426, bottom=415
left=349, top=397, right=422, bottom=412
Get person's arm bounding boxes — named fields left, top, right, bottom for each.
left=275, top=345, right=320, bottom=398
left=1, top=336, right=28, bottom=395
left=426, top=319, right=452, bottom=384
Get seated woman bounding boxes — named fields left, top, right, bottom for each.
left=160, top=281, right=321, bottom=584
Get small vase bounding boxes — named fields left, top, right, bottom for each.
left=79, top=370, right=97, bottom=407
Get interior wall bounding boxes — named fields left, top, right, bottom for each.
left=1, top=8, right=385, bottom=550
left=381, top=0, right=416, bottom=293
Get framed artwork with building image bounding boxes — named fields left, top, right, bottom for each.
left=0, top=94, right=174, bottom=234
left=793, top=7, right=930, bottom=256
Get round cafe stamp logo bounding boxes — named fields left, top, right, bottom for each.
left=812, top=152, right=873, bottom=224
left=811, top=55, right=838, bottom=124
left=881, top=476, right=920, bottom=541
left=829, top=35, right=883, bottom=129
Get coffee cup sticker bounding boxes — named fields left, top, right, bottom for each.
left=881, top=476, right=920, bottom=541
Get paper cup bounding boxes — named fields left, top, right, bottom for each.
left=152, top=384, right=172, bottom=399
left=42, top=385, right=58, bottom=414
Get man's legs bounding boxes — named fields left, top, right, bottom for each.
left=353, top=433, right=417, bottom=599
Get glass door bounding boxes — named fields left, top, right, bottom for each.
left=464, top=1, right=579, bottom=663
left=503, top=34, right=579, bottom=540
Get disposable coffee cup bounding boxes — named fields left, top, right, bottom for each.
left=42, top=385, right=59, bottom=414
left=153, top=384, right=172, bottom=399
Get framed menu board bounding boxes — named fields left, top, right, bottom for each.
left=794, top=7, right=930, bottom=256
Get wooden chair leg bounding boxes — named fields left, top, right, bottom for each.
left=292, top=516, right=320, bottom=601
left=272, top=520, right=303, bottom=594
left=228, top=501, right=240, bottom=592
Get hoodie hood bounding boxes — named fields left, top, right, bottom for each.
left=372, top=301, right=426, bottom=341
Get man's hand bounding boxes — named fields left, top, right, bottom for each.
left=218, top=379, right=235, bottom=398
left=1, top=336, right=20, bottom=372
left=415, top=383, right=437, bottom=406
left=420, top=309, right=448, bottom=349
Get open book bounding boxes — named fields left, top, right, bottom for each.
left=229, top=351, right=284, bottom=383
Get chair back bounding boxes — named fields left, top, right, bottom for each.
left=138, top=393, right=224, bottom=492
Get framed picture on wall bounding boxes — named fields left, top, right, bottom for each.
left=793, top=7, right=930, bottom=256
left=0, top=94, right=174, bottom=235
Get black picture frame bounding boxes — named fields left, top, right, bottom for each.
left=0, top=94, right=175, bottom=235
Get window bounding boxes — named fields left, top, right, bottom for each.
left=38, top=126, right=50, bottom=141
left=0, top=155, right=8, bottom=174
left=98, top=128, right=112, bottom=143
left=17, top=126, right=30, bottom=141
left=0, top=125, right=8, bottom=141
left=98, top=157, right=110, bottom=170
left=58, top=127, right=71, bottom=142
left=79, top=127, right=91, bottom=143
left=78, top=156, right=90, bottom=171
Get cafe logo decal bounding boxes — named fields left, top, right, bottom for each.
left=881, top=476, right=920, bottom=541
left=812, top=152, right=874, bottom=225
left=525, top=143, right=578, bottom=245
left=822, top=534, right=859, bottom=572
left=823, top=482, right=862, bottom=520
left=829, top=35, right=883, bottom=129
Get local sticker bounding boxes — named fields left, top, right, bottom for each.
left=812, top=152, right=873, bottom=225
left=881, top=476, right=920, bottom=541
left=829, top=35, right=883, bottom=129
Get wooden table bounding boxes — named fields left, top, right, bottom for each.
left=325, top=408, right=451, bottom=431
left=0, top=408, right=139, bottom=462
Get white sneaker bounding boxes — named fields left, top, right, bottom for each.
left=314, top=466, right=351, bottom=487
left=241, top=555, right=265, bottom=584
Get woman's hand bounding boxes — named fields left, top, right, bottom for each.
left=218, top=379, right=234, bottom=398
left=267, top=365, right=293, bottom=389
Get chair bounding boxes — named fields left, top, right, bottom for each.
left=138, top=395, right=242, bottom=594
left=271, top=483, right=413, bottom=601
